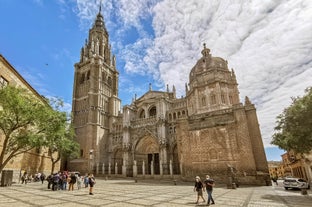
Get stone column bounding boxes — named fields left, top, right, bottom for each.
left=160, top=159, right=163, bottom=176
left=151, top=160, right=154, bottom=176
left=108, top=162, right=111, bottom=175
left=159, top=138, right=169, bottom=174
left=115, top=162, right=118, bottom=175
left=102, top=163, right=105, bottom=175
left=122, top=159, right=127, bottom=177
left=96, top=162, right=99, bottom=175
left=142, top=160, right=145, bottom=177
left=133, top=160, right=138, bottom=177
left=179, top=160, right=183, bottom=175
left=169, top=160, right=173, bottom=177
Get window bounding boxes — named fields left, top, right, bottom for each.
left=102, top=72, right=106, bottom=81
left=107, top=76, right=112, bottom=86
left=169, top=113, right=172, bottom=121
left=139, top=110, right=145, bottom=118
left=149, top=106, right=156, bottom=117
left=0, top=76, right=8, bottom=88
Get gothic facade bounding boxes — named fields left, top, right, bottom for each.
left=70, top=9, right=270, bottom=185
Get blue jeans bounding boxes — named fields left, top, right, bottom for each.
left=207, top=190, right=214, bottom=204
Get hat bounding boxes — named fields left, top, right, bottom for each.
left=195, top=176, right=200, bottom=179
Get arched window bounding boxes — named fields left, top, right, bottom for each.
left=169, top=113, right=172, bottom=121
left=102, top=72, right=106, bottom=81
left=149, top=106, right=156, bottom=117
left=139, top=110, right=145, bottom=118
left=107, top=76, right=112, bottom=86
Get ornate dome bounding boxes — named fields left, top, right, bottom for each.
left=190, top=44, right=229, bottom=82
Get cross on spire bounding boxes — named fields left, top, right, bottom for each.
left=99, top=0, right=102, bottom=13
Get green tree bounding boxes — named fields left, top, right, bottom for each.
left=42, top=101, right=79, bottom=174
left=271, top=87, right=312, bottom=153
left=0, top=86, right=48, bottom=172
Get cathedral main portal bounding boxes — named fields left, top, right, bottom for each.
left=134, top=135, right=160, bottom=175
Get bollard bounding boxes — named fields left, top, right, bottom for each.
left=232, top=183, right=237, bottom=189
left=134, top=179, right=138, bottom=183
left=105, top=176, right=108, bottom=181
left=173, top=180, right=177, bottom=185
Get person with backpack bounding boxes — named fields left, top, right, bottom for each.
left=52, top=173, right=60, bottom=191
left=88, top=173, right=95, bottom=195
left=204, top=175, right=215, bottom=205
left=68, top=173, right=77, bottom=191
left=47, top=174, right=53, bottom=189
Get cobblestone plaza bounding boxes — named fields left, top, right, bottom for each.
left=0, top=179, right=311, bottom=207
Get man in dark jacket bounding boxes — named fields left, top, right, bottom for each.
left=204, top=175, right=215, bottom=205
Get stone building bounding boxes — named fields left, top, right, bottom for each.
left=70, top=8, right=270, bottom=185
left=0, top=54, right=59, bottom=183
left=281, top=151, right=312, bottom=182
left=268, top=161, right=283, bottom=179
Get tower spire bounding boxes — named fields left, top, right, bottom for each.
left=99, top=0, right=102, bottom=13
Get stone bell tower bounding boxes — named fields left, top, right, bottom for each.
left=70, top=5, right=121, bottom=173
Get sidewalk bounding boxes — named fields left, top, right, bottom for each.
left=0, top=179, right=311, bottom=207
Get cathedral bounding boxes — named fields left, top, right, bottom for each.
left=69, top=8, right=270, bottom=185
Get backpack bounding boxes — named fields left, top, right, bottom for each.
left=53, top=174, right=59, bottom=183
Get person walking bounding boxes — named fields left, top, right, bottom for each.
left=88, top=173, right=95, bottom=195
left=21, top=171, right=27, bottom=184
left=194, top=176, right=205, bottom=204
left=83, top=173, right=89, bottom=188
left=40, top=173, right=46, bottom=184
left=68, top=173, right=77, bottom=191
left=204, top=175, right=215, bottom=205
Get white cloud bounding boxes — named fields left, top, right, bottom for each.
left=115, top=0, right=156, bottom=27
left=148, top=0, right=312, bottom=147
left=74, top=0, right=312, bottom=148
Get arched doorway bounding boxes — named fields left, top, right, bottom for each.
left=134, top=135, right=160, bottom=175
left=113, top=149, right=123, bottom=174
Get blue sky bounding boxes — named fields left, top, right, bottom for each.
left=1, top=0, right=312, bottom=161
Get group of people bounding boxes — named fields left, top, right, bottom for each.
left=194, top=175, right=215, bottom=206
left=46, top=171, right=96, bottom=195
left=21, top=171, right=45, bottom=184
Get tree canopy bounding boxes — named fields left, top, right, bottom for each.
left=271, top=87, right=312, bottom=154
left=0, top=86, right=79, bottom=173
left=0, top=86, right=48, bottom=172
left=43, top=98, right=79, bottom=174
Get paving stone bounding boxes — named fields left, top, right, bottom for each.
left=0, top=179, right=311, bottom=207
